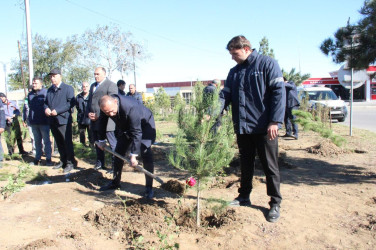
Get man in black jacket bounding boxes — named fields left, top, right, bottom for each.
left=44, top=68, right=77, bottom=173
left=220, top=35, right=285, bottom=223
left=75, top=81, right=92, bottom=146
left=86, top=67, right=118, bottom=170
left=96, top=95, right=156, bottom=198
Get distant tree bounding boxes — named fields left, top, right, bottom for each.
left=8, top=34, right=90, bottom=91
left=282, top=68, right=310, bottom=86
left=80, top=24, right=149, bottom=80
left=259, top=36, right=275, bottom=58
left=320, top=0, right=376, bottom=70
left=173, top=93, right=185, bottom=112
left=154, top=87, right=171, bottom=117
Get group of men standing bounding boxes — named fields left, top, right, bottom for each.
left=0, top=35, right=303, bottom=222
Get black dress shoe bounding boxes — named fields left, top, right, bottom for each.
left=53, top=161, right=64, bottom=169
left=281, top=134, right=292, bottom=138
left=63, top=163, right=74, bottom=173
left=94, top=162, right=103, bottom=170
left=99, top=182, right=121, bottom=191
left=229, top=196, right=251, bottom=206
left=266, top=204, right=280, bottom=223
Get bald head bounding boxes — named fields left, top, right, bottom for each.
left=129, top=84, right=136, bottom=95
left=99, top=95, right=118, bottom=117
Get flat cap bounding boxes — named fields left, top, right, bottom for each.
left=48, top=68, right=61, bottom=75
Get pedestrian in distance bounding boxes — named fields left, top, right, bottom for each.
left=0, top=92, right=29, bottom=156
left=96, top=94, right=156, bottom=199
left=75, top=81, right=92, bottom=146
left=126, top=83, right=143, bottom=104
left=117, top=80, right=126, bottom=96
left=44, top=68, right=77, bottom=173
left=28, top=77, right=52, bottom=166
left=86, top=67, right=118, bottom=171
left=219, top=35, right=286, bottom=223
left=282, top=77, right=300, bottom=139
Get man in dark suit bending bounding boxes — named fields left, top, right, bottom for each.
left=96, top=94, right=156, bottom=199
left=86, top=67, right=118, bottom=170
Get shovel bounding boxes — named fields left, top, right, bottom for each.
left=99, top=144, right=165, bottom=185
left=95, top=142, right=186, bottom=195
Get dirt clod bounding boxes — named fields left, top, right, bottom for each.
left=20, top=238, right=56, bottom=250
left=161, top=180, right=185, bottom=195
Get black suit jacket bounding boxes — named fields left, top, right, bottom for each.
left=98, top=95, right=156, bottom=154
left=285, top=81, right=300, bottom=108
left=44, top=82, right=75, bottom=125
left=86, top=78, right=118, bottom=131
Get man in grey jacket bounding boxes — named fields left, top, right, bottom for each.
left=86, top=67, right=118, bottom=170
left=220, top=35, right=285, bottom=223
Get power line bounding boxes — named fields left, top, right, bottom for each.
left=64, top=0, right=222, bottom=56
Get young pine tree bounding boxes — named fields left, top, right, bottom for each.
left=168, top=81, right=236, bottom=227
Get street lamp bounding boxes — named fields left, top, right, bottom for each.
left=129, top=43, right=141, bottom=88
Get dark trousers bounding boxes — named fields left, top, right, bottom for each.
left=78, top=124, right=92, bottom=145
left=236, top=134, right=282, bottom=205
left=284, top=106, right=299, bottom=136
left=112, top=134, right=154, bottom=187
left=92, top=130, right=117, bottom=167
left=50, top=120, right=75, bottom=166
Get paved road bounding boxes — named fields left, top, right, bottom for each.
left=342, top=102, right=376, bottom=133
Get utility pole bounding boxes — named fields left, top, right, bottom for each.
left=18, top=41, right=28, bottom=98
left=25, top=0, right=34, bottom=87
left=0, top=62, right=8, bottom=96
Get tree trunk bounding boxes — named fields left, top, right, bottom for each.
left=196, top=180, right=201, bottom=227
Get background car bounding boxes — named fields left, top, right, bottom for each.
left=297, top=86, right=348, bottom=122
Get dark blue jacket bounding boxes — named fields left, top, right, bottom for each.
left=44, top=82, right=75, bottom=125
left=204, top=84, right=217, bottom=94
left=126, top=91, right=143, bottom=104
left=220, top=49, right=286, bottom=134
left=98, top=95, right=143, bottom=155
left=75, top=92, right=90, bottom=125
left=0, top=102, right=5, bottom=129
left=285, top=81, right=300, bottom=108
left=27, top=88, right=49, bottom=125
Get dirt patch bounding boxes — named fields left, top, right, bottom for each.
left=161, top=179, right=185, bottom=195
left=360, top=214, right=376, bottom=231
left=307, top=139, right=347, bottom=156
left=43, top=168, right=108, bottom=190
left=84, top=199, right=238, bottom=246
left=19, top=238, right=57, bottom=250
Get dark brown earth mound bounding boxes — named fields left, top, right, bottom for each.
left=161, top=179, right=185, bottom=195
left=307, top=139, right=347, bottom=156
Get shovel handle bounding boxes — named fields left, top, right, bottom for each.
left=98, top=143, right=164, bottom=185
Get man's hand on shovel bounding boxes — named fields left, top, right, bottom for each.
left=130, top=154, right=138, bottom=167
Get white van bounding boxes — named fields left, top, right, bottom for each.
left=297, top=86, right=348, bottom=122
